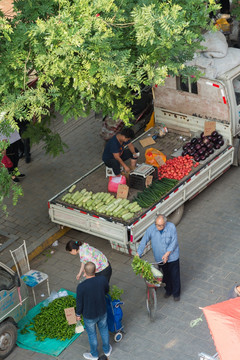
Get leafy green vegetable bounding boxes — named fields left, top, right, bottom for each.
left=21, top=295, right=80, bottom=341
left=131, top=256, right=160, bottom=285
left=109, top=285, right=124, bottom=301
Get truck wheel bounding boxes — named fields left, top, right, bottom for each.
left=0, top=321, right=17, bottom=359
left=167, top=204, right=184, bottom=226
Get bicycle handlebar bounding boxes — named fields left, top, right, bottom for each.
left=150, top=261, right=164, bottom=266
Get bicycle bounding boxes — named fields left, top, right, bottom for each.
left=144, top=261, right=163, bottom=321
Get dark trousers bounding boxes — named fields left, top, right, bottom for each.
left=160, top=259, right=181, bottom=297
left=18, top=138, right=31, bottom=157
left=104, top=147, right=138, bottom=175
left=96, top=263, right=112, bottom=283
left=6, top=141, right=19, bottom=173
left=18, top=120, right=31, bottom=158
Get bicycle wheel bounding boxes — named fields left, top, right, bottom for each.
left=146, top=287, right=157, bottom=321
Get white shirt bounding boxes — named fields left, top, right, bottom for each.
left=0, top=130, right=21, bottom=144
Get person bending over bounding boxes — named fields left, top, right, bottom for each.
left=65, top=240, right=112, bottom=283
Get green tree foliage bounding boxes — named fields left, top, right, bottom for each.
left=0, top=0, right=218, bottom=209
left=0, top=165, right=23, bottom=215
left=1, top=0, right=218, bottom=123
left=232, top=0, right=240, bottom=19
left=0, top=16, right=13, bottom=40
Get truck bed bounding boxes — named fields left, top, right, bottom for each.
left=49, top=130, right=230, bottom=226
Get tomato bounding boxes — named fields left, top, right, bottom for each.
left=158, top=155, right=194, bottom=181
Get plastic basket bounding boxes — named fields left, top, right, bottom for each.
left=144, top=276, right=163, bottom=288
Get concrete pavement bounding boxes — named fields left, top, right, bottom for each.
left=1, top=111, right=240, bottom=359
left=0, top=112, right=105, bottom=267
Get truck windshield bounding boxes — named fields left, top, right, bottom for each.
left=0, top=267, right=15, bottom=291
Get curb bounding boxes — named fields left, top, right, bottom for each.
left=8, top=226, right=70, bottom=269
left=28, top=226, right=70, bottom=263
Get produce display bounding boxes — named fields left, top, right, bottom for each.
left=61, top=189, right=142, bottom=220
left=182, top=131, right=225, bottom=162
left=61, top=132, right=223, bottom=217
left=157, top=155, right=196, bottom=181
left=132, top=256, right=162, bottom=285
left=20, top=295, right=79, bottom=341
left=134, top=178, right=178, bottom=208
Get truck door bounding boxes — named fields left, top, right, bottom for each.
left=0, top=265, right=29, bottom=359
left=0, top=265, right=28, bottom=323
left=233, top=75, right=240, bottom=133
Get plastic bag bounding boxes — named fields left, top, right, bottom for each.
left=145, top=148, right=166, bottom=168
left=151, top=266, right=163, bottom=278
left=43, top=290, right=68, bottom=306
left=199, top=31, right=228, bottom=59
left=1, top=155, right=13, bottom=169
left=215, top=18, right=231, bottom=34
left=75, top=320, right=84, bottom=334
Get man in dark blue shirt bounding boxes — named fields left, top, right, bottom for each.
left=76, top=262, right=112, bottom=360
left=102, top=128, right=139, bottom=175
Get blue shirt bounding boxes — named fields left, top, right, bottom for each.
left=102, top=135, right=130, bottom=162
left=137, top=222, right=179, bottom=263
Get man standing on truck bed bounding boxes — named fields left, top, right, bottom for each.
left=102, top=127, right=139, bottom=175
left=137, top=214, right=181, bottom=301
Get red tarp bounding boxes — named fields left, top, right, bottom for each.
left=203, top=297, right=240, bottom=360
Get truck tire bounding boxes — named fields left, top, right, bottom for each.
left=0, top=321, right=17, bottom=359
left=167, top=204, right=184, bottom=226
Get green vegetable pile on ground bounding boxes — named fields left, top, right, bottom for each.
left=61, top=189, right=142, bottom=220
left=132, top=256, right=161, bottom=285
left=134, top=178, right=178, bottom=208
left=20, top=295, right=80, bottom=341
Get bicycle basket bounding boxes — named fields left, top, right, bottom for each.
left=145, top=277, right=162, bottom=287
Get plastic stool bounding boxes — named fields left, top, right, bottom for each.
left=106, top=167, right=116, bottom=177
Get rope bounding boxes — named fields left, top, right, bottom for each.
left=190, top=314, right=204, bottom=327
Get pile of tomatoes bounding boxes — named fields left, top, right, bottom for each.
left=158, top=155, right=199, bottom=181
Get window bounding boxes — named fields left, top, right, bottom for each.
left=176, top=76, right=198, bottom=94
left=0, top=267, right=15, bottom=291
left=233, top=76, right=240, bottom=106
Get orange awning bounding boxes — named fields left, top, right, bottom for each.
left=203, top=297, right=240, bottom=360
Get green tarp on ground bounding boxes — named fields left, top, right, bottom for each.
left=17, top=289, right=83, bottom=357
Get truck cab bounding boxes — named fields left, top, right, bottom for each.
left=154, top=56, right=240, bottom=165
left=0, top=262, right=29, bottom=359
